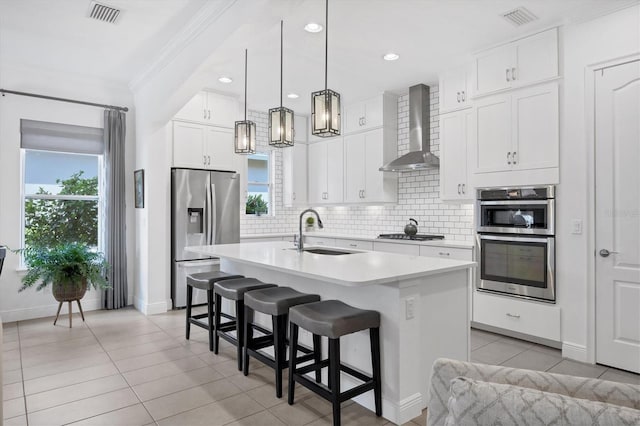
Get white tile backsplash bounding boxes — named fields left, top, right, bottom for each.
left=241, top=86, right=474, bottom=241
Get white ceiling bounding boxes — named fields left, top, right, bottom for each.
left=1, top=0, right=638, bottom=114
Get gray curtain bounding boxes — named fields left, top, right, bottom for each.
left=103, top=109, right=128, bottom=309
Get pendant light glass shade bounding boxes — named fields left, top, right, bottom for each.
left=311, top=0, right=341, bottom=137
left=235, top=49, right=256, bottom=154
left=269, top=20, right=295, bottom=148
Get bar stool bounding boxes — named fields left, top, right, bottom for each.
left=186, top=271, right=244, bottom=351
left=213, top=278, right=277, bottom=370
left=287, top=300, right=382, bottom=426
left=243, top=287, right=321, bottom=398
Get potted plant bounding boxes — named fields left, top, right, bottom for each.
left=19, top=243, right=110, bottom=326
left=305, top=216, right=315, bottom=231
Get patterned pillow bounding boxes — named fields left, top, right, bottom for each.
left=444, top=377, right=640, bottom=426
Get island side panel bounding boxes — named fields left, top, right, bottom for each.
left=221, top=259, right=406, bottom=424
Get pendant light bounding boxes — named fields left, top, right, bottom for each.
left=235, top=49, right=256, bottom=154
left=311, top=0, right=341, bottom=137
left=268, top=20, right=294, bottom=148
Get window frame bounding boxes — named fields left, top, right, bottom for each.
left=20, top=149, right=105, bottom=264
left=245, top=151, right=273, bottom=216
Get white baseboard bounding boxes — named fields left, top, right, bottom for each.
left=133, top=296, right=169, bottom=316
left=562, top=341, right=588, bottom=362
left=0, top=298, right=102, bottom=323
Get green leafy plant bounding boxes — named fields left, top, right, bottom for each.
left=246, top=194, right=268, bottom=215
left=306, top=216, right=315, bottom=226
left=18, top=243, right=110, bottom=292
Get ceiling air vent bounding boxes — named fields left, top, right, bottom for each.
left=88, top=1, right=121, bottom=24
left=501, top=7, right=538, bottom=27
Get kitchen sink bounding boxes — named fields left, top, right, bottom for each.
left=287, top=247, right=355, bottom=255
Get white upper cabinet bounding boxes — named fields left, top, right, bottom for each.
left=307, top=138, right=344, bottom=205
left=283, top=143, right=308, bottom=207
left=470, top=82, right=559, bottom=176
left=175, top=91, right=239, bottom=127
left=172, top=121, right=236, bottom=171
left=343, top=93, right=393, bottom=134
left=440, top=109, right=473, bottom=202
left=472, top=28, right=558, bottom=97
left=344, top=128, right=398, bottom=204
left=440, top=66, right=472, bottom=114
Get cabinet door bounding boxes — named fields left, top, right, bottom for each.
left=440, top=68, right=468, bottom=113
left=344, top=133, right=366, bottom=203
left=473, top=45, right=513, bottom=96
left=206, top=127, right=235, bottom=171
left=308, top=142, right=327, bottom=204
left=175, top=92, right=208, bottom=123
left=325, top=138, right=344, bottom=203
left=173, top=121, right=206, bottom=168
left=362, top=95, right=384, bottom=130
left=283, top=144, right=308, bottom=207
left=472, top=94, right=512, bottom=174
left=511, top=83, right=559, bottom=171
left=206, top=93, right=238, bottom=128
left=344, top=102, right=365, bottom=134
left=363, top=128, right=385, bottom=201
left=294, top=115, right=308, bottom=143
left=513, top=28, right=558, bottom=87
left=440, top=110, right=469, bottom=201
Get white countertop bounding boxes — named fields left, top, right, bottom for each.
left=186, top=241, right=475, bottom=287
left=240, top=232, right=475, bottom=249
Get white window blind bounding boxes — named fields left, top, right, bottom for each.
left=20, top=119, right=104, bottom=155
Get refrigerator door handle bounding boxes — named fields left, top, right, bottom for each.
left=210, top=184, right=217, bottom=245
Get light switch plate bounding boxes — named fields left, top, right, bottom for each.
left=405, top=297, right=415, bottom=320
left=572, top=219, right=583, bottom=235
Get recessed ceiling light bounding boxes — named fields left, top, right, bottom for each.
left=304, top=22, right=323, bottom=33
left=287, top=93, right=299, bottom=99
left=218, top=76, right=233, bottom=83
left=383, top=53, right=400, bottom=61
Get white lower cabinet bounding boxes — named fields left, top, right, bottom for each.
left=419, top=245, right=473, bottom=261
left=333, top=239, right=374, bottom=251
left=372, top=242, right=420, bottom=256
left=473, top=291, right=561, bottom=341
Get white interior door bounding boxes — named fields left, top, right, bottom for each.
left=595, top=59, right=640, bottom=374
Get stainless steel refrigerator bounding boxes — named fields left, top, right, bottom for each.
left=171, top=168, right=240, bottom=309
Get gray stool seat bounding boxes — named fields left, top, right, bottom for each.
left=187, top=271, right=244, bottom=291
left=289, top=300, right=380, bottom=339
left=245, top=287, right=321, bottom=316
left=214, top=278, right=277, bottom=300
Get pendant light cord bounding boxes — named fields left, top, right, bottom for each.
left=280, top=20, right=284, bottom=108
left=244, top=48, right=248, bottom=121
left=325, top=0, right=328, bottom=91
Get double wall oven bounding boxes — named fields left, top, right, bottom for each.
left=476, top=186, right=556, bottom=303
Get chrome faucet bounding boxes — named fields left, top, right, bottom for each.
left=298, top=208, right=324, bottom=251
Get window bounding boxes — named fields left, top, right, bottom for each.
left=246, top=153, right=271, bottom=215
left=20, top=119, right=104, bottom=250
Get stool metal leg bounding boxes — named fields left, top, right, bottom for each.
left=207, top=289, right=214, bottom=352
left=370, top=327, right=382, bottom=417
left=235, top=300, right=244, bottom=371
left=313, top=334, right=322, bottom=383
left=243, top=305, right=252, bottom=376
left=287, top=322, right=299, bottom=405
left=185, top=285, right=193, bottom=340
left=273, top=314, right=286, bottom=398
left=213, top=293, right=222, bottom=354
left=329, top=338, right=341, bottom=426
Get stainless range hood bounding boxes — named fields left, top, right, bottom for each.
left=379, top=84, right=439, bottom=172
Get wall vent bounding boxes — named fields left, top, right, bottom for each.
left=88, top=1, right=121, bottom=24
left=501, top=7, right=538, bottom=26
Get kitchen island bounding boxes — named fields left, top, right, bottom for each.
left=186, top=241, right=475, bottom=424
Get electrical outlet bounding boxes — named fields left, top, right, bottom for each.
left=572, top=219, right=583, bottom=235
left=405, top=297, right=415, bottom=320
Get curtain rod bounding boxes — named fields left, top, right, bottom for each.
left=0, top=89, right=129, bottom=112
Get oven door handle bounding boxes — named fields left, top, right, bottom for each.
left=478, top=200, right=551, bottom=206
left=478, top=234, right=554, bottom=244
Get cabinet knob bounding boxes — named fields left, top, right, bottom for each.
left=439, top=252, right=450, bottom=256
left=349, top=244, right=357, bottom=248
left=511, top=67, right=517, bottom=81
left=457, top=184, right=461, bottom=195
left=506, top=313, right=520, bottom=319
left=457, top=92, right=461, bottom=103
left=507, top=151, right=512, bottom=165
left=461, top=91, right=466, bottom=102
left=512, top=151, right=517, bottom=165
left=506, top=68, right=511, bottom=82
left=292, top=192, right=296, bottom=201
left=462, top=183, right=466, bottom=194
left=204, top=109, right=207, bottom=119
left=203, top=155, right=207, bottom=165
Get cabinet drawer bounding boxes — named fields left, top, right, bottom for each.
left=473, top=291, right=560, bottom=341
left=334, top=239, right=373, bottom=251
left=304, top=237, right=336, bottom=247
left=372, top=242, right=420, bottom=256
left=419, top=245, right=473, bottom=261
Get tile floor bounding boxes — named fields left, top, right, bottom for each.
left=2, top=308, right=639, bottom=426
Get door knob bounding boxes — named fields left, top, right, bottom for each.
left=599, top=249, right=619, bottom=257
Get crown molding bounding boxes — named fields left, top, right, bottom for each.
left=128, top=0, right=238, bottom=93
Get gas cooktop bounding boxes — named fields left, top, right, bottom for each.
left=377, top=234, right=445, bottom=241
